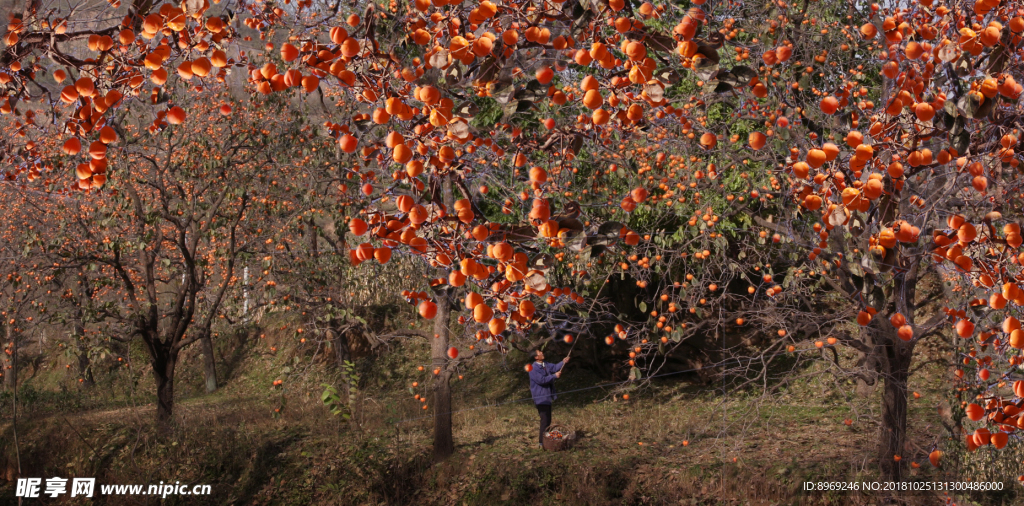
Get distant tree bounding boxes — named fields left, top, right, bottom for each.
left=0, top=188, right=50, bottom=391
left=18, top=95, right=293, bottom=425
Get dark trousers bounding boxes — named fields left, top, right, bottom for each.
left=536, top=403, right=552, bottom=446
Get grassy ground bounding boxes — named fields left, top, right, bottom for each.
left=0, top=319, right=1016, bottom=506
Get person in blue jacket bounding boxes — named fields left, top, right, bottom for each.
left=528, top=348, right=569, bottom=449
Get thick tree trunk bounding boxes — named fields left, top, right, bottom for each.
left=200, top=333, right=218, bottom=393
left=430, top=289, right=454, bottom=462
left=878, top=332, right=913, bottom=483
left=153, top=349, right=178, bottom=426
left=854, top=324, right=880, bottom=397
left=2, top=323, right=15, bottom=390
left=427, top=172, right=459, bottom=461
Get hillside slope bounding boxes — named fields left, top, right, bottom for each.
left=0, top=317, right=1010, bottom=506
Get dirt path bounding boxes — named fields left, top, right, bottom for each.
left=1, top=394, right=262, bottom=435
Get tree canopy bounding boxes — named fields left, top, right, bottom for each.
left=3, top=0, right=1024, bottom=483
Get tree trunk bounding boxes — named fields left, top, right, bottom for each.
left=878, top=332, right=913, bottom=483
left=307, top=218, right=319, bottom=256
left=152, top=348, right=178, bottom=426
left=76, top=347, right=94, bottom=388
left=430, top=288, right=454, bottom=462
left=2, top=322, right=15, bottom=390
left=332, top=324, right=352, bottom=398
left=74, top=323, right=94, bottom=388
left=854, top=324, right=880, bottom=397
left=200, top=333, right=218, bottom=393
left=331, top=324, right=362, bottom=430
left=428, top=172, right=457, bottom=462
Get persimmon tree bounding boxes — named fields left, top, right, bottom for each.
left=0, top=0, right=259, bottom=400
left=242, top=116, right=440, bottom=423
left=43, top=266, right=106, bottom=388
left=0, top=192, right=48, bottom=391
left=745, top=0, right=1024, bottom=482
left=571, top=0, right=1024, bottom=482
left=544, top=0, right=1024, bottom=483
left=620, top=0, right=1024, bottom=483
left=8, top=94, right=293, bottom=424
left=226, top=0, right=651, bottom=460
left=7, top=202, right=121, bottom=389
left=923, top=38, right=1024, bottom=481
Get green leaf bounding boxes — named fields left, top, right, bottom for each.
left=951, top=129, right=971, bottom=155
left=321, top=386, right=336, bottom=403
left=639, top=301, right=647, bottom=312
